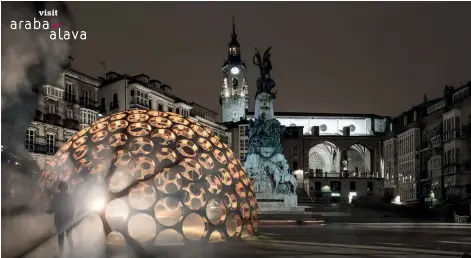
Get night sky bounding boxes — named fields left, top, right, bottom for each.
left=67, top=2, right=471, bottom=117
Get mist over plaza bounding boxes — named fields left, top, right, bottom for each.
left=1, top=1, right=471, bottom=258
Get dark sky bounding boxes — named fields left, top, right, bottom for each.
left=67, top=2, right=471, bottom=117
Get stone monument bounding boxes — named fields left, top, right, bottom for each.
left=244, top=47, right=301, bottom=212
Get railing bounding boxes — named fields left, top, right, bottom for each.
left=109, top=101, right=119, bottom=111
left=306, top=171, right=382, bottom=179
left=430, top=135, right=442, bottom=148
left=130, top=97, right=151, bottom=108
left=25, top=143, right=59, bottom=155
left=62, top=118, right=79, bottom=130
left=64, top=93, right=76, bottom=103
left=79, top=97, right=99, bottom=111
left=43, top=113, right=62, bottom=126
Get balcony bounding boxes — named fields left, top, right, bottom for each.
left=109, top=101, right=119, bottom=111
left=130, top=97, right=151, bottom=109
left=43, top=85, right=64, bottom=101
left=63, top=118, right=79, bottom=131
left=25, top=143, right=59, bottom=155
left=430, top=135, right=442, bottom=148
left=79, top=97, right=99, bottom=111
left=421, top=141, right=431, bottom=151
left=306, top=171, right=382, bottom=179
left=64, top=93, right=77, bottom=104
left=43, top=113, right=62, bottom=126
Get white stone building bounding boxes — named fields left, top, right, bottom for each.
left=397, top=127, right=420, bottom=203
left=27, top=67, right=101, bottom=173
left=383, top=138, right=397, bottom=191
left=97, top=72, right=228, bottom=143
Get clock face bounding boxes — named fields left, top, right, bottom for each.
left=230, top=67, right=240, bottom=75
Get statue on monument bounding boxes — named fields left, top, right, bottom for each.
left=244, top=47, right=297, bottom=195
left=253, top=47, right=276, bottom=99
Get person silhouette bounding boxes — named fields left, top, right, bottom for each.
left=47, top=181, right=75, bottom=255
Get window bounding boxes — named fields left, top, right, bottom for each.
left=25, top=129, right=35, bottom=151
left=83, top=89, right=90, bottom=105
left=113, top=93, right=118, bottom=103
left=44, top=86, right=63, bottom=99
left=101, top=97, right=106, bottom=111
left=81, top=109, right=97, bottom=125
left=292, top=146, right=299, bottom=156
left=239, top=138, right=248, bottom=151
left=65, top=82, right=73, bottom=92
left=176, top=108, right=180, bottom=115
left=239, top=125, right=247, bottom=136
left=46, top=133, right=55, bottom=154
left=168, top=106, right=174, bottom=113
left=350, top=181, right=356, bottom=191
left=403, top=116, right=408, bottom=126
left=158, top=103, right=163, bottom=111
left=293, top=161, right=298, bottom=170
left=314, top=181, right=321, bottom=191
left=66, top=109, right=73, bottom=119
left=367, top=182, right=374, bottom=192
left=330, top=181, right=341, bottom=192
left=65, top=82, right=74, bottom=101
left=47, top=104, right=55, bottom=114
left=136, top=90, right=149, bottom=107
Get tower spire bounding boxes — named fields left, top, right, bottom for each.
left=232, top=16, right=236, bottom=37
left=229, top=16, right=240, bottom=48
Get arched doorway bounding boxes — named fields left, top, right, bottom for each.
left=308, top=141, right=341, bottom=175
left=347, top=144, right=371, bottom=176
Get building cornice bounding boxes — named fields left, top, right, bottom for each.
left=196, top=116, right=227, bottom=130
left=65, top=69, right=101, bottom=87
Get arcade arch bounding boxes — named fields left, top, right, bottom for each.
left=347, top=144, right=371, bottom=175
left=308, top=141, right=341, bottom=174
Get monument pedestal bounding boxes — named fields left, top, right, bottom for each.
left=256, top=193, right=307, bottom=213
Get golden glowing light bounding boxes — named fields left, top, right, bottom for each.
left=38, top=109, right=260, bottom=247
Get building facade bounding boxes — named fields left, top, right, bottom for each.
left=27, top=66, right=102, bottom=173
left=384, top=82, right=471, bottom=205
left=97, top=71, right=228, bottom=142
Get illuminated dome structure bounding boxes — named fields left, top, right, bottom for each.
left=39, top=109, right=259, bottom=247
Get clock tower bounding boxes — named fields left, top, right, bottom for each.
left=220, top=18, right=249, bottom=123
